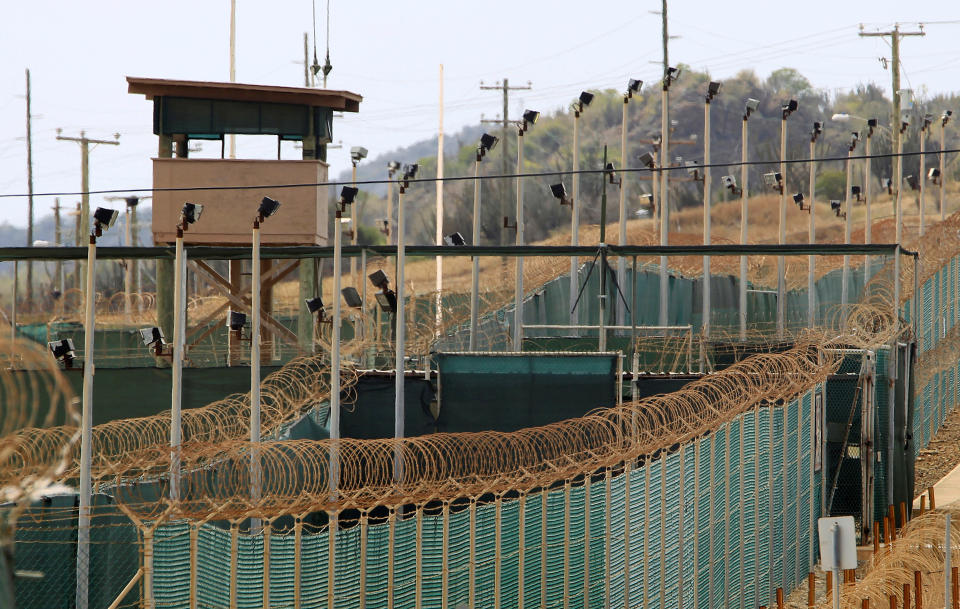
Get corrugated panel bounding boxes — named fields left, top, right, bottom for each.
left=269, top=531, right=295, bottom=609
left=588, top=478, right=607, bottom=609
left=334, top=523, right=361, bottom=609
left=682, top=444, right=698, bottom=609
left=627, top=463, right=647, bottom=609
left=662, top=451, right=682, bottom=609
left=742, top=411, right=759, bottom=609
left=473, top=502, right=496, bottom=608
left=711, top=428, right=726, bottom=609
left=696, top=435, right=712, bottom=609
left=197, top=526, right=232, bottom=609
left=522, top=493, right=545, bottom=609
left=365, top=519, right=391, bottom=609
left=608, top=472, right=628, bottom=609
left=419, top=512, right=444, bottom=609
left=785, top=399, right=800, bottom=586
left=770, top=408, right=785, bottom=593
left=726, top=419, right=742, bottom=609
left=545, top=488, right=567, bottom=609
left=647, top=459, right=663, bottom=609
left=393, top=515, right=417, bottom=609
left=236, top=533, right=263, bottom=608
left=756, top=408, right=772, bottom=607
left=567, top=482, right=586, bottom=609
left=500, top=499, right=521, bottom=608
left=153, top=522, right=190, bottom=609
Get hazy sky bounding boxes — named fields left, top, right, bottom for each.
left=2, top=0, right=959, bottom=230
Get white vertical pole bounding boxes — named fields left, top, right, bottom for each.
left=896, top=136, right=905, bottom=245
left=703, top=94, right=713, bottom=349
left=436, top=64, right=444, bottom=335
left=941, top=120, right=948, bottom=221
left=331, top=205, right=342, bottom=495
left=777, top=113, right=788, bottom=339
left=570, top=111, right=581, bottom=328
left=387, top=177, right=395, bottom=246
left=842, top=144, right=854, bottom=312
left=618, top=95, right=629, bottom=327
left=513, top=129, right=525, bottom=350
left=920, top=123, right=927, bottom=236
left=75, top=233, right=97, bottom=609
left=865, top=129, right=873, bottom=281
left=394, top=186, right=406, bottom=481
left=945, top=512, right=952, bottom=609
left=250, top=220, right=263, bottom=534
left=808, top=136, right=817, bottom=328
left=228, top=0, right=236, bottom=159
left=470, top=157, right=481, bottom=350
left=170, top=229, right=185, bottom=500
left=739, top=115, right=749, bottom=340
left=659, top=83, right=670, bottom=327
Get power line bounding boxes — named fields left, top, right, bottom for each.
left=4, top=147, right=957, bottom=200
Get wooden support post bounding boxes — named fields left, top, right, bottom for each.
left=914, top=571, right=922, bottom=609
left=952, top=566, right=958, bottom=609
left=263, top=520, right=271, bottom=609
left=808, top=573, right=815, bottom=608
left=889, top=595, right=897, bottom=609
left=901, top=502, right=908, bottom=528
left=885, top=516, right=892, bottom=545
left=190, top=524, right=199, bottom=609
left=388, top=509, right=396, bottom=609
left=143, top=528, right=155, bottom=609
left=827, top=571, right=833, bottom=602
left=929, top=487, right=936, bottom=510
left=294, top=517, right=303, bottom=609
left=777, top=587, right=784, bottom=609
left=920, top=495, right=926, bottom=515
left=904, top=582, right=911, bottom=609
left=873, top=522, right=880, bottom=554
left=328, top=513, right=337, bottom=609
left=863, top=598, right=870, bottom=609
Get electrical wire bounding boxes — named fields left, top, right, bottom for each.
left=3, top=147, right=957, bottom=200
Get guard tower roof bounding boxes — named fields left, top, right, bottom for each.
left=127, top=76, right=362, bottom=112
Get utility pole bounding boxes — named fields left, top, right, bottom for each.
left=25, top=69, right=35, bottom=305
left=229, top=0, right=236, bottom=157
left=661, top=0, right=669, bottom=77
left=53, top=198, right=62, bottom=295
left=480, top=78, right=532, bottom=246
left=859, top=24, right=925, bottom=206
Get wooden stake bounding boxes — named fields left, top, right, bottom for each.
left=808, top=573, right=816, bottom=608
left=929, top=486, right=937, bottom=510
left=914, top=571, right=922, bottom=609
left=889, top=594, right=896, bottom=609
left=777, top=588, right=784, bottom=609
left=919, top=495, right=926, bottom=515
left=904, top=583, right=911, bottom=609
left=827, top=571, right=833, bottom=601
left=874, top=522, right=880, bottom=553
left=890, top=506, right=898, bottom=540
left=901, top=502, right=908, bottom=527
left=885, top=516, right=892, bottom=545
left=952, top=566, right=958, bottom=609
left=863, top=598, right=870, bottom=609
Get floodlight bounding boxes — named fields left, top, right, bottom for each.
left=943, top=110, right=953, bottom=126
left=851, top=185, right=862, bottom=201
left=522, top=109, right=540, bottom=129
left=830, top=200, right=843, bottom=217
left=763, top=172, right=782, bottom=190
left=577, top=91, right=594, bottom=110
left=305, top=296, right=324, bottom=314
left=883, top=177, right=893, bottom=195
left=125, top=196, right=141, bottom=208
left=379, top=218, right=389, bottom=235
left=387, top=161, right=402, bottom=176
left=604, top=162, right=620, bottom=184
left=180, top=202, right=203, bottom=226
left=744, top=98, right=759, bottom=118
left=638, top=152, right=656, bottom=168
left=341, top=287, right=363, bottom=308
left=627, top=79, right=643, bottom=94
left=551, top=183, right=572, bottom=206
left=350, top=146, right=368, bottom=162
left=867, top=118, right=878, bottom=128
left=479, top=133, right=499, bottom=154
left=928, top=167, right=942, bottom=185
left=443, top=232, right=467, bottom=246
left=93, top=207, right=119, bottom=232
left=849, top=131, right=860, bottom=149
left=340, top=186, right=359, bottom=206
left=721, top=175, right=740, bottom=194
left=781, top=99, right=799, bottom=119
left=402, top=163, right=419, bottom=181
left=228, top=311, right=247, bottom=331
left=637, top=193, right=654, bottom=213
left=258, top=196, right=281, bottom=219
left=665, top=66, right=681, bottom=84
left=900, top=115, right=910, bottom=133
left=685, top=160, right=702, bottom=181
left=905, top=175, right=920, bottom=191
left=368, top=269, right=390, bottom=290
left=139, top=326, right=165, bottom=347
left=375, top=291, right=398, bottom=313
left=921, top=113, right=934, bottom=130
left=48, top=339, right=76, bottom=367
left=707, top=81, right=722, bottom=101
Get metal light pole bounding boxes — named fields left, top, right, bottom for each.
left=777, top=100, right=798, bottom=339
left=659, top=68, right=679, bottom=327
left=514, top=126, right=527, bottom=350
left=386, top=162, right=400, bottom=245
left=170, top=210, right=189, bottom=501
left=618, top=80, right=642, bottom=327
left=842, top=133, right=859, bottom=312
left=76, top=207, right=117, bottom=609
left=394, top=165, right=416, bottom=482
left=470, top=135, right=497, bottom=350
left=808, top=122, right=822, bottom=328
left=896, top=120, right=907, bottom=245
left=864, top=121, right=875, bottom=281
left=570, top=93, right=590, bottom=328
left=941, top=111, right=952, bottom=221
left=920, top=114, right=930, bottom=236
left=703, top=82, right=719, bottom=347
left=331, top=189, right=355, bottom=498
left=739, top=100, right=756, bottom=341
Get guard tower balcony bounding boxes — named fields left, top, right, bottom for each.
left=127, top=77, right=362, bottom=246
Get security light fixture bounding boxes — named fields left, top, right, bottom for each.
left=387, top=161, right=402, bottom=176
left=900, top=115, right=910, bottom=134
left=830, top=200, right=844, bottom=218
left=744, top=98, right=759, bottom=119
left=811, top=121, right=823, bottom=142
left=522, top=109, right=540, bottom=131
left=943, top=110, right=953, bottom=127
left=905, top=175, right=920, bottom=191
left=180, top=202, right=203, bottom=226
left=375, top=291, right=398, bottom=314
left=341, top=287, right=363, bottom=308
left=125, top=196, right=140, bottom=208
left=722, top=175, right=741, bottom=195
left=92, top=207, right=118, bottom=236
left=228, top=311, right=247, bottom=332
left=781, top=99, right=799, bottom=118
left=368, top=270, right=390, bottom=291
left=305, top=296, right=324, bottom=314
left=604, top=162, right=620, bottom=185
left=638, top=193, right=655, bottom=213
left=402, top=163, right=418, bottom=181
left=686, top=160, right=702, bottom=182
left=851, top=185, right=862, bottom=202
left=443, top=232, right=467, bottom=246
left=922, top=113, right=934, bottom=130
left=574, top=91, right=594, bottom=113
left=350, top=146, right=368, bottom=162
left=929, top=167, right=942, bottom=185
left=139, top=326, right=165, bottom=347
left=706, top=81, right=722, bottom=102
left=763, top=172, right=783, bottom=192
left=379, top=218, right=390, bottom=235
left=258, top=196, right=281, bottom=220
left=664, top=66, right=681, bottom=86
left=867, top=118, right=878, bottom=128
left=339, top=186, right=359, bottom=208
left=48, top=339, right=76, bottom=368
left=848, top=131, right=860, bottom=150
left=638, top=152, right=656, bottom=169
left=883, top=178, right=893, bottom=195
left=792, top=192, right=807, bottom=211
left=479, top=133, right=499, bottom=156
left=627, top=79, right=643, bottom=97
left=551, top=183, right=572, bottom=206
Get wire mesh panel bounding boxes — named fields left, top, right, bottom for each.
left=521, top=494, right=544, bottom=608
left=681, top=444, right=698, bottom=609
left=587, top=477, right=607, bottom=609
left=741, top=411, right=759, bottom=609
left=419, top=512, right=443, bottom=609
left=647, top=459, right=663, bottom=609
left=662, top=450, right=683, bottom=609
left=627, top=462, right=647, bottom=609
left=392, top=515, right=417, bottom=609
left=568, top=482, right=587, bottom=609
left=711, top=427, right=727, bottom=609
left=544, top=488, right=566, bottom=609
left=445, top=507, right=470, bottom=608
left=608, top=472, right=628, bottom=609
left=154, top=522, right=190, bottom=608
left=499, top=499, right=521, bottom=608
left=472, top=502, right=496, bottom=609
left=695, top=434, right=712, bottom=609
left=334, top=523, right=361, bottom=609
left=756, top=408, right=772, bottom=607
left=725, top=419, right=743, bottom=609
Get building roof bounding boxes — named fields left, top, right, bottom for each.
left=127, top=76, right=362, bottom=112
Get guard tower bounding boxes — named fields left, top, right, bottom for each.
left=127, top=77, right=362, bottom=359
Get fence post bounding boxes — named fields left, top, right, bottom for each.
left=388, top=508, right=396, bottom=609
left=294, top=516, right=303, bottom=609
left=440, top=505, right=448, bottom=609
left=230, top=521, right=238, bottom=609
left=360, top=511, right=369, bottom=609
left=263, top=519, right=271, bottom=609
left=583, top=477, right=591, bottom=609
left=518, top=494, right=526, bottom=609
